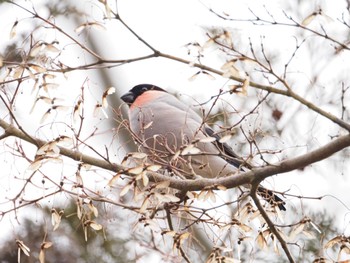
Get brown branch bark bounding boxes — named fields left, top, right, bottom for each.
left=251, top=183, right=295, bottom=263
left=157, top=52, right=350, bottom=132
left=1, top=118, right=349, bottom=192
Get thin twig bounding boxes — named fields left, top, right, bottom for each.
left=165, top=204, right=192, bottom=263
left=1, top=118, right=350, bottom=193
left=250, top=182, right=295, bottom=263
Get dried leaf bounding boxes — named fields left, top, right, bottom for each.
left=36, top=141, right=60, bottom=157
left=41, top=241, right=53, bottom=249
left=102, top=87, right=116, bottom=108
left=103, top=87, right=115, bottom=97
left=56, top=135, right=74, bottom=147
left=39, top=242, right=53, bottom=263
left=44, top=44, right=60, bottom=53
left=209, top=191, right=216, bottom=202
left=302, top=230, right=316, bottom=239
left=82, top=197, right=91, bottom=206
left=40, top=110, right=51, bottom=124
left=256, top=231, right=267, bottom=250
left=272, top=235, right=280, bottom=255
left=120, top=183, right=133, bottom=196
left=198, top=189, right=216, bottom=202
left=154, top=193, right=180, bottom=203
left=178, top=232, right=190, bottom=245
left=219, top=134, right=232, bottom=143
left=216, top=185, right=227, bottom=191
left=199, top=137, right=216, bottom=143
left=313, top=257, right=332, bottom=263
left=84, top=224, right=88, bottom=241
left=43, top=73, right=56, bottom=80
left=290, top=222, right=305, bottom=240
left=275, top=204, right=285, bottom=224
left=139, top=196, right=150, bottom=213
left=13, top=66, right=24, bottom=79
left=263, top=229, right=272, bottom=238
left=186, top=191, right=197, bottom=199
left=221, top=60, right=236, bottom=70
left=143, top=121, right=153, bottom=129
left=130, top=152, right=148, bottom=159
left=221, top=61, right=240, bottom=78
left=141, top=172, right=149, bottom=186
left=75, top=170, right=83, bottom=186
left=89, top=221, right=103, bottom=230
left=88, top=202, right=98, bottom=217
left=25, top=68, right=35, bottom=80
left=16, top=239, right=30, bottom=256
left=10, top=20, right=18, bottom=39
left=172, top=150, right=180, bottom=160
left=203, top=38, right=215, bottom=48
left=77, top=199, right=82, bottom=219
left=30, top=99, right=39, bottom=114
left=310, top=221, right=322, bottom=234
left=39, top=96, right=54, bottom=104
left=73, top=100, right=83, bottom=122
left=75, top=22, right=106, bottom=34
left=27, top=159, right=43, bottom=171
left=188, top=70, right=215, bottom=81
left=241, top=77, right=250, bottom=95
left=181, top=145, right=201, bottom=155
left=101, top=0, right=112, bottom=19
left=39, top=249, right=45, bottom=263
left=238, top=223, right=253, bottom=233
left=51, top=208, right=63, bottom=231
left=30, top=45, right=42, bottom=57
left=52, top=105, right=70, bottom=112
left=155, top=181, right=170, bottom=189
left=201, top=71, right=216, bottom=80
left=108, top=173, right=122, bottom=186
left=128, top=166, right=144, bottom=175
left=198, top=190, right=208, bottom=201
left=93, top=104, right=103, bottom=118
left=146, top=164, right=162, bottom=172
left=220, top=30, right=233, bottom=47
left=41, top=83, right=59, bottom=92
left=325, top=236, right=342, bottom=249
left=31, top=64, right=46, bottom=73
left=189, top=71, right=201, bottom=81
left=163, top=230, right=177, bottom=237
left=302, top=12, right=317, bottom=26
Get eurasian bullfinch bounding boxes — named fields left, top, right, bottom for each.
left=121, top=84, right=285, bottom=210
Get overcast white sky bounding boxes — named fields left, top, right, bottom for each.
left=1, top=0, right=350, bottom=261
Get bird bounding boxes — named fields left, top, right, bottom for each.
left=121, top=84, right=286, bottom=211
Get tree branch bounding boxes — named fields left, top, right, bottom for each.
left=251, top=183, right=295, bottom=263
left=1, top=118, right=349, bottom=192
left=158, top=52, right=350, bottom=131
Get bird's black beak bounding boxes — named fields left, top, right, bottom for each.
left=120, top=91, right=135, bottom=105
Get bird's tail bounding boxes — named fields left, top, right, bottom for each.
left=257, top=186, right=286, bottom=211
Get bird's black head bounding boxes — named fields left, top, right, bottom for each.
left=120, top=84, right=165, bottom=105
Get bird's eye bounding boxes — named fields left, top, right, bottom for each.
left=142, top=87, right=148, bottom=91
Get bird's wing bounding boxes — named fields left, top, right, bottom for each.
left=204, top=127, right=286, bottom=211
left=204, top=126, right=251, bottom=169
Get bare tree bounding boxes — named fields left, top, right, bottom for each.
left=1, top=1, right=350, bottom=262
